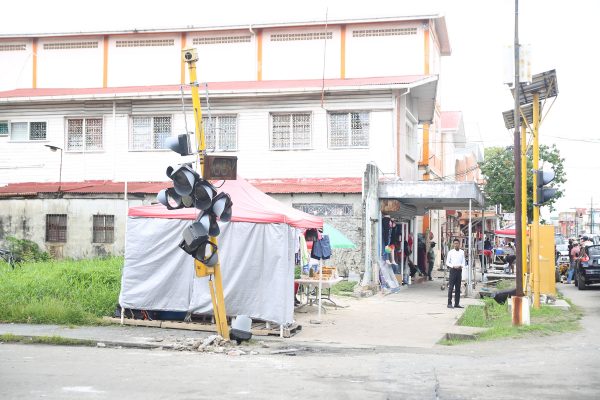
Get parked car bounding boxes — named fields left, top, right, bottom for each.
left=575, top=245, right=600, bottom=290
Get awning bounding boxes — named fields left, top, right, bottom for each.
left=378, top=180, right=485, bottom=216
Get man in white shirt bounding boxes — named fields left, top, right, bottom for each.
left=445, top=238, right=466, bottom=308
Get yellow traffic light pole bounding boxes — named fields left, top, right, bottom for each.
left=532, top=93, right=541, bottom=309
left=520, top=123, right=528, bottom=295
left=182, top=48, right=230, bottom=339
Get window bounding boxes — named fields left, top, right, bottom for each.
left=9, top=121, right=46, bottom=141
left=67, top=118, right=103, bottom=151
left=352, top=28, right=417, bottom=37
left=329, top=112, right=369, bottom=148
left=46, top=214, right=67, bottom=243
left=271, top=113, right=311, bottom=150
left=116, top=39, right=174, bottom=47
left=193, top=36, right=251, bottom=45
left=202, top=115, right=237, bottom=151
left=93, top=215, right=115, bottom=244
left=0, top=121, right=8, bottom=137
left=293, top=203, right=353, bottom=216
left=44, top=41, right=98, bottom=50
left=270, top=32, right=332, bottom=41
left=130, top=116, right=171, bottom=150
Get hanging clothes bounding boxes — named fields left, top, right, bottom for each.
left=299, top=234, right=310, bottom=267
left=311, top=234, right=332, bottom=260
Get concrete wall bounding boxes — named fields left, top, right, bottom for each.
left=270, top=193, right=363, bottom=275
left=0, top=196, right=149, bottom=259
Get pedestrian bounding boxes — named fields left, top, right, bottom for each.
left=427, top=242, right=436, bottom=281
left=567, top=243, right=580, bottom=284
left=445, top=238, right=466, bottom=309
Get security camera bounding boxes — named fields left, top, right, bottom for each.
left=182, top=48, right=198, bottom=63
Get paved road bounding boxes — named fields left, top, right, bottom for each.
left=1, top=284, right=599, bottom=399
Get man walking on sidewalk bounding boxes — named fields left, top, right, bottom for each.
left=446, top=238, right=466, bottom=309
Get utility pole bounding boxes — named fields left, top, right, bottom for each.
left=512, top=0, right=525, bottom=325
left=591, top=198, right=594, bottom=234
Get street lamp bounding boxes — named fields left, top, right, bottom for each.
left=44, top=145, right=63, bottom=192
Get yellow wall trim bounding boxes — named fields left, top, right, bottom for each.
left=257, top=30, right=263, bottom=81
left=180, top=32, right=187, bottom=84
left=102, top=36, right=109, bottom=88
left=32, top=38, right=37, bottom=88
left=340, top=25, right=346, bottom=79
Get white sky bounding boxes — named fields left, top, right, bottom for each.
left=3, top=0, right=600, bottom=216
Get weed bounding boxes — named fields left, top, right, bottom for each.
left=0, top=333, right=95, bottom=346
left=331, top=280, right=358, bottom=296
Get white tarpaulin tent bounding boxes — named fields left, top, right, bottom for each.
left=119, top=178, right=322, bottom=325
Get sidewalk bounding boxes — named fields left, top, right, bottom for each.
left=0, top=277, right=483, bottom=352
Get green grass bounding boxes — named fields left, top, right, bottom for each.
left=0, top=333, right=96, bottom=346
left=0, top=257, right=123, bottom=325
left=330, top=280, right=358, bottom=296
left=495, top=279, right=516, bottom=290
left=440, top=297, right=582, bottom=345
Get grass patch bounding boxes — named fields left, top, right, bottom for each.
left=330, top=280, right=358, bottom=296
left=495, top=279, right=516, bottom=290
left=0, top=333, right=96, bottom=346
left=443, top=297, right=582, bottom=344
left=0, top=257, right=123, bottom=325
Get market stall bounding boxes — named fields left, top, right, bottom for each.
left=119, top=178, right=322, bottom=326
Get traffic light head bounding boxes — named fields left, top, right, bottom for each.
left=536, top=169, right=558, bottom=205
left=165, top=134, right=193, bottom=156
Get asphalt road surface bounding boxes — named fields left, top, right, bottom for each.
left=1, top=284, right=599, bottom=400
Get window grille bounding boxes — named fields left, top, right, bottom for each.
left=293, top=203, right=353, bottom=216
left=329, top=112, right=369, bottom=148
left=67, top=118, right=103, bottom=151
left=0, top=121, right=9, bottom=136
left=46, top=214, right=67, bottom=243
left=193, top=36, right=251, bottom=45
left=202, top=115, right=237, bottom=151
left=115, top=39, right=174, bottom=48
left=9, top=121, right=46, bottom=141
left=0, top=43, right=26, bottom=51
left=43, top=41, right=98, bottom=50
left=270, top=32, right=332, bottom=41
left=93, top=215, right=115, bottom=243
left=130, top=116, right=172, bottom=151
left=271, top=113, right=311, bottom=150
left=352, top=28, right=417, bottom=37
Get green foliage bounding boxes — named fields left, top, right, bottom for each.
left=450, top=297, right=581, bottom=344
left=479, top=144, right=567, bottom=221
left=0, top=333, right=95, bottom=346
left=495, top=279, right=516, bottom=290
left=3, top=236, right=51, bottom=262
left=0, top=257, right=123, bottom=325
left=295, top=265, right=301, bottom=279
left=330, top=280, right=358, bottom=296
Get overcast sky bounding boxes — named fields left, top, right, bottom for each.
left=3, top=0, right=599, bottom=216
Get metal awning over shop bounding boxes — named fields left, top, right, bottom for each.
left=378, top=180, right=485, bottom=215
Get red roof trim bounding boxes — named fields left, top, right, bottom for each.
left=0, top=76, right=430, bottom=99
left=0, top=178, right=362, bottom=196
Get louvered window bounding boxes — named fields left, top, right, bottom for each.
left=67, top=118, right=103, bottom=151
left=271, top=113, right=311, bottom=150
left=352, top=28, right=417, bottom=37
left=43, top=41, right=98, bottom=50
left=0, top=43, right=26, bottom=51
left=270, top=32, right=332, bottom=41
left=130, top=116, right=171, bottom=151
left=46, top=214, right=67, bottom=243
left=202, top=115, right=237, bottom=151
left=193, top=36, right=251, bottom=45
left=116, top=39, right=174, bottom=47
left=93, top=215, right=115, bottom=244
left=329, top=112, right=369, bottom=148
left=9, top=121, right=46, bottom=141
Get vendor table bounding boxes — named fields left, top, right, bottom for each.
left=295, top=277, right=343, bottom=312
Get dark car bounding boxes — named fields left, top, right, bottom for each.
left=575, top=245, right=600, bottom=290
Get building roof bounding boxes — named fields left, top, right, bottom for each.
left=441, top=111, right=462, bottom=130
left=0, top=75, right=435, bottom=102
left=0, top=178, right=362, bottom=197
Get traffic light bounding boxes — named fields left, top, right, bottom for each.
left=165, top=133, right=193, bottom=156
left=536, top=169, right=557, bottom=205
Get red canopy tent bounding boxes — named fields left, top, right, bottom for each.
left=128, top=177, right=322, bottom=228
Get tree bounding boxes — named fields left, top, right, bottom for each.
left=479, top=144, right=566, bottom=222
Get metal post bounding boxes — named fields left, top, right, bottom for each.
left=400, top=223, right=405, bottom=282
left=532, top=93, right=541, bottom=309
left=521, top=123, right=528, bottom=294
left=467, top=199, right=472, bottom=296
left=412, top=218, right=418, bottom=278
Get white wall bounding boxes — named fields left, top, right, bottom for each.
left=345, top=22, right=424, bottom=78
left=108, top=34, right=181, bottom=87
left=262, top=26, right=341, bottom=80
left=187, top=30, right=256, bottom=82
left=0, top=39, right=33, bottom=90
left=37, top=37, right=104, bottom=88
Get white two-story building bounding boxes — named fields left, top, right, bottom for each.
left=0, top=14, right=482, bottom=274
